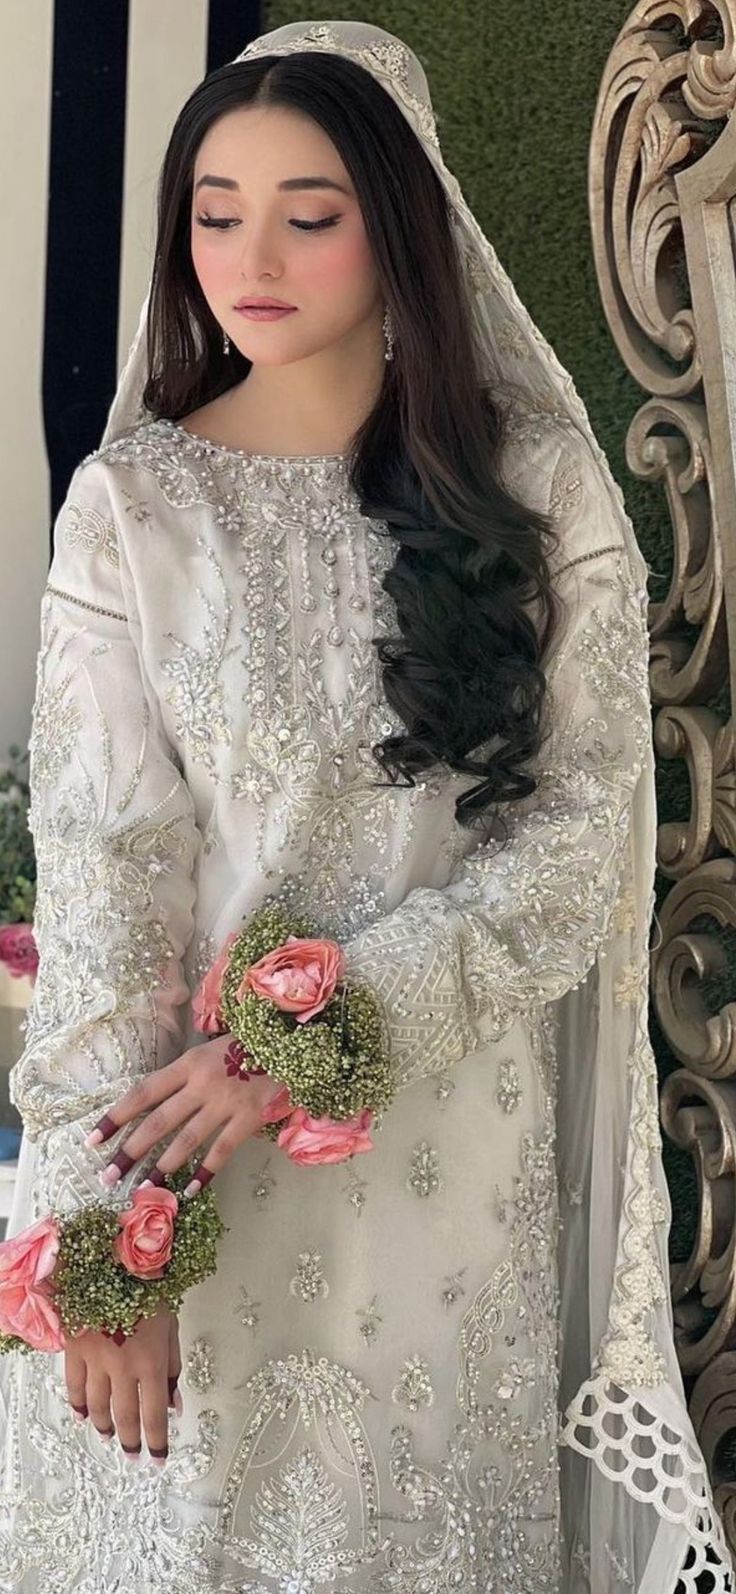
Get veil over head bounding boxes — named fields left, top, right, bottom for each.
left=98, top=20, right=732, bottom=1590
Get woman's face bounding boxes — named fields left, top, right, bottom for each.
left=190, top=104, right=384, bottom=365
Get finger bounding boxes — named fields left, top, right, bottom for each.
left=111, top=1375, right=142, bottom=1463
left=153, top=1106, right=229, bottom=1179
left=84, top=1058, right=191, bottom=1147
left=86, top=1368, right=115, bottom=1443
left=97, top=1089, right=199, bottom=1187
left=182, top=1123, right=242, bottom=1198
left=168, top=1314, right=183, bottom=1417
left=140, top=1369, right=170, bottom=1467
left=64, top=1344, right=88, bottom=1422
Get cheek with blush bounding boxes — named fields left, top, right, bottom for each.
left=190, top=232, right=234, bottom=310
left=302, top=231, right=380, bottom=320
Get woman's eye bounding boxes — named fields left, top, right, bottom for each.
left=194, top=214, right=341, bottom=232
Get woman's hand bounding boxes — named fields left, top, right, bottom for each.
left=85, top=1034, right=288, bottom=1196
left=65, top=1302, right=181, bottom=1464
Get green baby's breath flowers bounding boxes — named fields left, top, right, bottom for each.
left=218, top=906, right=395, bottom=1123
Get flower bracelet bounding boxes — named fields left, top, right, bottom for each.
left=194, top=905, right=395, bottom=1167
left=0, top=1168, right=225, bottom=1355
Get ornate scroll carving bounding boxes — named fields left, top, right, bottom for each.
left=590, top=0, right=736, bottom=1545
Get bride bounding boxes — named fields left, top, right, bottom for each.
left=0, top=19, right=730, bottom=1593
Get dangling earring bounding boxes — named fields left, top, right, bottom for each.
left=382, top=306, right=394, bottom=362
left=223, top=330, right=231, bottom=356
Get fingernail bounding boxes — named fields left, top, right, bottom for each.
left=99, top=1166, right=121, bottom=1187
left=139, top=1179, right=152, bottom=1189
left=98, top=1430, right=115, bottom=1444
left=173, top=1388, right=183, bottom=1417
left=151, top=1455, right=167, bottom=1469
left=146, top=1167, right=168, bottom=1187
left=122, top=1447, right=141, bottom=1464
left=84, top=1128, right=104, bottom=1147
left=183, top=1180, right=201, bottom=1199
left=71, top=1405, right=88, bottom=1421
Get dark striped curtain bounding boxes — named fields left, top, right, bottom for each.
left=44, top=0, right=265, bottom=530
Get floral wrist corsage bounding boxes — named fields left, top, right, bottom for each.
left=0, top=1166, right=224, bottom=1355
left=192, top=904, right=395, bottom=1166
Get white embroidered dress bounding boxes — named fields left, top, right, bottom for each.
left=0, top=408, right=722, bottom=1592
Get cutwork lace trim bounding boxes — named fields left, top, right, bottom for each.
left=560, top=1374, right=734, bottom=1592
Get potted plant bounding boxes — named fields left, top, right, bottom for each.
left=0, top=743, right=37, bottom=1173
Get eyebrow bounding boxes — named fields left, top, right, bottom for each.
left=194, top=173, right=351, bottom=196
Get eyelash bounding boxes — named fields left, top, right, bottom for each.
left=194, top=214, right=341, bottom=232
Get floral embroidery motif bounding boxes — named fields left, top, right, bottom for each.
left=614, top=960, right=643, bottom=1005
left=160, top=539, right=234, bottom=778
left=435, top=1072, right=456, bottom=1105
left=343, top=1164, right=368, bottom=1215
left=357, top=1296, right=383, bottom=1347
left=250, top=1159, right=277, bottom=1206
left=234, top=1286, right=261, bottom=1335
left=406, top=1140, right=442, bottom=1197
left=391, top=1354, right=435, bottom=1411
left=289, top=1251, right=329, bottom=1303
left=442, top=1268, right=468, bottom=1310
left=185, top=1336, right=218, bottom=1393
left=496, top=1057, right=523, bottom=1113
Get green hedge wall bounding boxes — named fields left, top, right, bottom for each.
left=264, top=0, right=709, bottom=1261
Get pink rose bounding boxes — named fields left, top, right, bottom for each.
left=114, top=1186, right=178, bottom=1280
left=192, top=931, right=239, bottom=1034
left=0, top=1214, right=65, bottom=1352
left=237, top=936, right=345, bottom=1023
left=277, top=1107, right=375, bottom=1166
left=0, top=923, right=38, bottom=983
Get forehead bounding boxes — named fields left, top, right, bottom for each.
left=194, top=104, right=348, bottom=180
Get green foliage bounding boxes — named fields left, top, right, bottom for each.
left=0, top=744, right=35, bottom=925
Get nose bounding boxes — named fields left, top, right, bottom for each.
left=236, top=220, right=283, bottom=280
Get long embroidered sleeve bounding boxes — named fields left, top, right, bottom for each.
left=342, top=435, right=653, bottom=1091
left=10, top=458, right=201, bottom=1214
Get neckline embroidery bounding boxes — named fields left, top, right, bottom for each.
left=158, top=416, right=352, bottom=468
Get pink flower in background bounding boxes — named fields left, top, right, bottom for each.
left=237, top=936, right=345, bottom=1023
left=115, top=1186, right=178, bottom=1280
left=0, top=924, right=38, bottom=982
left=192, top=931, right=238, bottom=1034
left=277, top=1107, right=375, bottom=1166
left=0, top=1214, right=65, bottom=1352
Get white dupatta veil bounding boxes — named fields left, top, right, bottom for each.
left=97, top=20, right=733, bottom=1591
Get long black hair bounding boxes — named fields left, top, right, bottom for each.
left=142, top=50, right=565, bottom=839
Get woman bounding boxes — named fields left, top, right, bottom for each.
left=0, top=18, right=730, bottom=1593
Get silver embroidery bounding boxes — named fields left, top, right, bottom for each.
left=250, top=1158, right=277, bottom=1206
left=496, top=1057, right=523, bottom=1113
left=289, top=1250, right=330, bottom=1303
left=234, top=1285, right=261, bottom=1335
left=357, top=1296, right=383, bottom=1347
left=391, top=1354, right=435, bottom=1411
left=185, top=1337, right=218, bottom=1393
left=343, top=1163, right=369, bottom=1215
left=406, top=1140, right=442, bottom=1197
left=442, top=1268, right=468, bottom=1310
